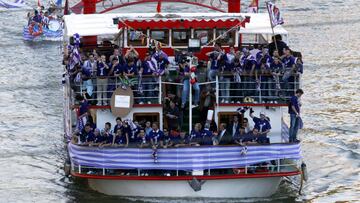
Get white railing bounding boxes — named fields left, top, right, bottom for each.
left=72, top=160, right=299, bottom=177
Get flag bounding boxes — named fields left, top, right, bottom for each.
left=64, top=0, right=69, bottom=15
left=266, top=1, right=284, bottom=27
left=55, top=0, right=61, bottom=7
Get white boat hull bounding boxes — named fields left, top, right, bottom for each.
left=88, top=177, right=282, bottom=198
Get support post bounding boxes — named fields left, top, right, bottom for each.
left=82, top=0, right=97, bottom=46
left=228, top=0, right=241, bottom=13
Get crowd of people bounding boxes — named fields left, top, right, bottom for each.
left=27, top=5, right=62, bottom=28
left=72, top=104, right=278, bottom=148
left=64, top=34, right=303, bottom=107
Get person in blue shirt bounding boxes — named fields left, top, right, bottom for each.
left=281, top=48, right=296, bottom=94
left=139, top=52, right=156, bottom=104
left=288, top=89, right=304, bottom=142
left=206, top=42, right=223, bottom=82
left=219, top=46, right=235, bottom=103
left=147, top=122, right=164, bottom=148
left=90, top=128, right=103, bottom=147
left=249, top=109, right=271, bottom=138
left=113, top=117, right=123, bottom=134
left=122, top=58, right=138, bottom=77
left=270, top=57, right=284, bottom=96
left=79, top=124, right=95, bottom=145
left=99, top=126, right=114, bottom=148
left=241, top=49, right=257, bottom=97
left=96, top=55, right=110, bottom=106
left=189, top=123, right=203, bottom=146
left=137, top=129, right=150, bottom=148
left=201, top=122, right=214, bottom=145
left=113, top=129, right=129, bottom=147
left=173, top=132, right=190, bottom=147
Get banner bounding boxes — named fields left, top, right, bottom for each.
left=69, top=143, right=301, bottom=170
left=266, top=1, right=284, bottom=27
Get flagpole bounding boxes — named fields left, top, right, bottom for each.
left=266, top=1, right=279, bottom=54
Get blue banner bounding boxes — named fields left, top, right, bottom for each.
left=69, top=143, right=301, bottom=170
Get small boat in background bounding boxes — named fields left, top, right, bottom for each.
left=23, top=1, right=63, bottom=41
left=0, top=0, right=31, bottom=10
left=23, top=18, right=63, bottom=41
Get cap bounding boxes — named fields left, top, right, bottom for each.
left=260, top=111, right=266, bottom=116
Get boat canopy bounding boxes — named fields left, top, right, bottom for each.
left=63, top=13, right=247, bottom=38
left=238, top=13, right=288, bottom=36
left=63, top=12, right=288, bottom=39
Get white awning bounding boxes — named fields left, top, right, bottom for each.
left=239, top=13, right=288, bottom=35
left=63, top=12, right=245, bottom=38
left=63, top=12, right=287, bottom=38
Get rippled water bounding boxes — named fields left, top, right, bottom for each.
left=0, top=0, right=359, bottom=202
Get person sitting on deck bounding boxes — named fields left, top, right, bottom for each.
left=213, top=123, right=232, bottom=145
left=201, top=122, right=214, bottom=145
left=101, top=122, right=113, bottom=136
left=144, top=121, right=152, bottom=136
left=249, top=109, right=271, bottom=143
left=162, top=128, right=172, bottom=148
left=233, top=127, right=256, bottom=145
left=99, top=124, right=114, bottom=148
left=172, top=132, right=190, bottom=148
left=113, top=129, right=129, bottom=147
left=189, top=123, right=203, bottom=146
left=89, top=128, right=103, bottom=147
left=73, top=123, right=94, bottom=145
left=136, top=129, right=150, bottom=148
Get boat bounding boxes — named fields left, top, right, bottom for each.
left=62, top=0, right=305, bottom=199
left=23, top=4, right=63, bottom=41
left=0, top=0, right=31, bottom=11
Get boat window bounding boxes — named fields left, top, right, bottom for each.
left=133, top=113, right=160, bottom=125
left=150, top=30, right=169, bottom=46
left=128, top=29, right=146, bottom=46
left=218, top=112, right=243, bottom=126
left=172, top=29, right=190, bottom=46
left=216, top=29, right=236, bottom=45
left=194, top=29, right=213, bottom=46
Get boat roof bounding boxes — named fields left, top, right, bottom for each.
left=238, top=13, right=288, bottom=36
left=63, top=12, right=287, bottom=38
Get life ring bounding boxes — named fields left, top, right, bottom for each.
left=29, top=22, right=43, bottom=37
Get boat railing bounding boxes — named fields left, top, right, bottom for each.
left=71, top=72, right=300, bottom=106
left=72, top=160, right=299, bottom=177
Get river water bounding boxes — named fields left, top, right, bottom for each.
left=0, top=0, right=359, bottom=202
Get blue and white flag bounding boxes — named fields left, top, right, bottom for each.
left=266, top=1, right=284, bottom=27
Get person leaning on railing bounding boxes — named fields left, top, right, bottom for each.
left=281, top=48, right=297, bottom=95
left=249, top=109, right=271, bottom=144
